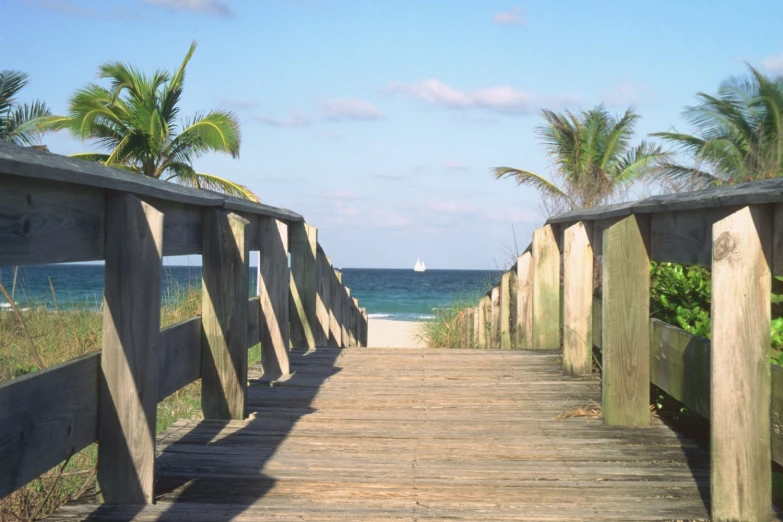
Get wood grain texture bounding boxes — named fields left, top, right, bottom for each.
left=315, top=246, right=331, bottom=348
left=499, top=272, right=512, bottom=350
left=352, top=297, right=361, bottom=348
left=98, top=193, right=163, bottom=504
left=0, top=142, right=303, bottom=222
left=329, top=269, right=343, bottom=348
left=50, top=348, right=744, bottom=522
left=289, top=223, right=318, bottom=349
left=650, top=207, right=736, bottom=268
left=516, top=252, right=533, bottom=349
left=490, top=286, right=500, bottom=350
left=257, top=217, right=290, bottom=376
left=201, top=210, right=249, bottom=421
left=157, top=317, right=202, bottom=401
left=0, top=176, right=105, bottom=266
left=532, top=225, right=560, bottom=349
left=710, top=205, right=772, bottom=521
left=476, top=297, right=488, bottom=349
left=0, top=352, right=99, bottom=498
left=563, top=222, right=593, bottom=376
left=359, top=308, right=368, bottom=347
left=601, top=215, right=650, bottom=427
left=343, top=288, right=355, bottom=348
left=472, top=305, right=480, bottom=348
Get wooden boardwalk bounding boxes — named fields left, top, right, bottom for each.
left=48, top=347, right=743, bottom=521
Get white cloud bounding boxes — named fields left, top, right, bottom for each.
left=761, top=53, right=783, bottom=74
left=493, top=6, right=525, bottom=26
left=444, top=159, right=469, bottom=171
left=143, top=0, right=232, bottom=17
left=387, top=79, right=579, bottom=115
left=600, top=82, right=653, bottom=107
left=321, top=98, right=384, bottom=121
left=332, top=201, right=359, bottom=216
left=321, top=189, right=359, bottom=200
left=255, top=113, right=312, bottom=128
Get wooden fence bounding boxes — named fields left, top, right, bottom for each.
left=0, top=143, right=367, bottom=504
left=455, top=179, right=783, bottom=521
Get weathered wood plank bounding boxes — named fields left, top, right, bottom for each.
left=359, top=308, right=368, bottom=347
left=476, top=296, right=489, bottom=349
left=775, top=203, right=783, bottom=276
left=532, top=225, right=560, bottom=349
left=315, top=246, right=331, bottom=348
left=516, top=252, right=533, bottom=349
left=710, top=205, right=771, bottom=521
left=157, top=317, right=201, bottom=401
left=257, top=217, right=290, bottom=376
left=0, top=352, right=99, bottom=498
left=98, top=193, right=163, bottom=503
left=329, top=269, right=343, bottom=348
left=563, top=222, right=593, bottom=376
left=490, top=286, right=500, bottom=350
left=201, top=210, right=249, bottom=421
left=289, top=223, right=318, bottom=349
left=500, top=272, right=512, bottom=350
left=0, top=142, right=303, bottom=222
left=352, top=297, right=361, bottom=348
left=602, top=215, right=650, bottom=427
left=649, top=207, right=737, bottom=268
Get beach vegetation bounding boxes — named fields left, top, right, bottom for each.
left=653, top=65, right=783, bottom=188
left=493, top=105, right=667, bottom=214
left=36, top=41, right=258, bottom=201
left=0, top=70, right=50, bottom=147
left=0, top=277, right=259, bottom=521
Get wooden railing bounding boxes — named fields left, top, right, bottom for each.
left=456, top=179, right=783, bottom=521
left=0, top=143, right=367, bottom=504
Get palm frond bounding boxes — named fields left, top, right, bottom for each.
left=166, top=164, right=259, bottom=201
left=492, top=167, right=570, bottom=201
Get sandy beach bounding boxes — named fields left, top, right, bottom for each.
left=367, top=319, right=424, bottom=348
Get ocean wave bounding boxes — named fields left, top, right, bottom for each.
left=367, top=313, right=391, bottom=318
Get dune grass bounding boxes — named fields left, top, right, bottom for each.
left=0, top=277, right=246, bottom=521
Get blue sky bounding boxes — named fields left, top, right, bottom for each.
left=4, top=0, right=783, bottom=269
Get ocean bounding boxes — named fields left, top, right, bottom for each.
left=0, top=265, right=501, bottom=322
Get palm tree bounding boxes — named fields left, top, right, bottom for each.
left=39, top=41, right=258, bottom=201
left=0, top=70, right=50, bottom=146
left=493, top=105, right=666, bottom=212
left=653, top=65, right=783, bottom=187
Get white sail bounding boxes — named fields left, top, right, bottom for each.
left=414, top=258, right=426, bottom=272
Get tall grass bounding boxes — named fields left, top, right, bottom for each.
left=417, top=274, right=496, bottom=348
left=0, top=277, right=214, bottom=521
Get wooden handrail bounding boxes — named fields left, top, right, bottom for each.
left=465, top=181, right=783, bottom=521
left=0, top=143, right=367, bottom=502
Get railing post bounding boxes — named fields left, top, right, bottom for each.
left=472, top=305, right=480, bottom=349
left=352, top=297, right=361, bottom=347
left=257, top=217, right=290, bottom=377
left=500, top=271, right=513, bottom=349
left=516, top=252, right=533, bottom=349
left=490, top=286, right=500, bottom=349
left=563, top=221, right=593, bottom=375
left=532, top=225, right=560, bottom=349
left=711, top=205, right=771, bottom=521
left=289, top=223, right=318, bottom=349
left=98, top=193, right=163, bottom=504
left=344, top=287, right=355, bottom=347
left=315, top=245, right=331, bottom=347
left=360, top=307, right=368, bottom=347
left=201, top=209, right=249, bottom=420
left=329, top=268, right=343, bottom=347
left=601, top=215, right=650, bottom=426
left=477, top=296, right=489, bottom=349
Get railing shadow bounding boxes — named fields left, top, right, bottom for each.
left=81, top=346, right=342, bottom=521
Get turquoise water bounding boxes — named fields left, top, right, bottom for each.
left=0, top=265, right=501, bottom=321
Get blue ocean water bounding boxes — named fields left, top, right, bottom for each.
left=0, top=265, right=501, bottom=321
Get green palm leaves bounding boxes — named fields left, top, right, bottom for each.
left=494, top=106, right=666, bottom=210
left=653, top=65, right=783, bottom=187
left=38, top=41, right=257, bottom=201
left=0, top=70, right=51, bottom=146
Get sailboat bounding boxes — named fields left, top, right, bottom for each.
left=414, top=258, right=426, bottom=272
